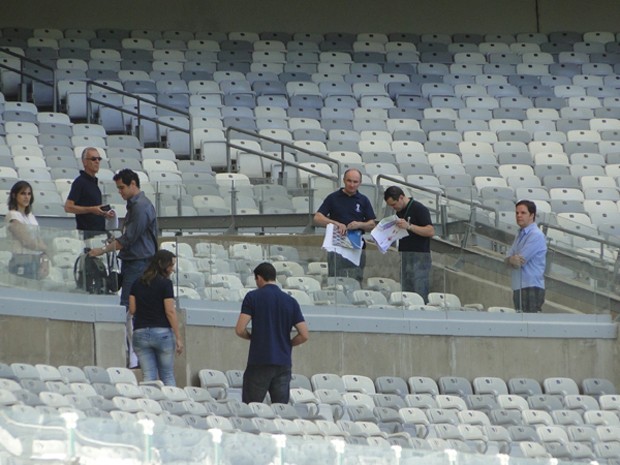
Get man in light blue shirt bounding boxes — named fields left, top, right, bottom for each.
left=505, top=200, right=547, bottom=313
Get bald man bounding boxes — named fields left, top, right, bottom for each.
left=314, top=168, right=376, bottom=283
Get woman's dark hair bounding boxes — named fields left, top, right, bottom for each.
left=8, top=181, right=34, bottom=214
left=141, top=249, right=176, bottom=285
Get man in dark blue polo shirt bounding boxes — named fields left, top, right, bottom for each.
left=314, top=168, right=376, bottom=282
left=64, top=147, right=114, bottom=240
left=235, top=262, right=309, bottom=403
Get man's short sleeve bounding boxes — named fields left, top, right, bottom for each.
left=292, top=300, right=305, bottom=325
left=361, top=195, right=376, bottom=221
left=163, top=278, right=175, bottom=300
left=240, top=291, right=255, bottom=316
left=413, top=202, right=431, bottom=226
left=66, top=180, right=82, bottom=202
left=316, top=192, right=334, bottom=216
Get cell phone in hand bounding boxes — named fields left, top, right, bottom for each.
left=101, top=204, right=111, bottom=211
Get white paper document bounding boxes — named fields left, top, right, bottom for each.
left=105, top=210, right=119, bottom=230
left=321, top=223, right=363, bottom=266
left=371, top=215, right=409, bottom=254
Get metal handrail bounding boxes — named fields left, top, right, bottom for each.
left=372, top=174, right=617, bottom=284
left=0, top=47, right=57, bottom=111
left=225, top=137, right=338, bottom=216
left=225, top=126, right=342, bottom=181
left=372, top=174, right=457, bottom=241
left=84, top=80, right=193, bottom=155
left=226, top=140, right=338, bottom=182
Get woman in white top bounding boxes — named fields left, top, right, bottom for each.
left=6, top=181, right=48, bottom=279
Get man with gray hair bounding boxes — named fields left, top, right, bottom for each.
left=64, top=147, right=114, bottom=239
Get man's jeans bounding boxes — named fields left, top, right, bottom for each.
left=242, top=365, right=292, bottom=404
left=401, top=251, right=432, bottom=303
left=132, top=327, right=177, bottom=386
left=121, top=258, right=151, bottom=368
left=120, top=258, right=151, bottom=307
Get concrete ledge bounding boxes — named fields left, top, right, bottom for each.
left=180, top=298, right=617, bottom=339
left=0, top=289, right=615, bottom=339
left=0, top=288, right=617, bottom=388
left=0, top=287, right=125, bottom=322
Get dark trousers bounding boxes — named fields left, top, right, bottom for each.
left=513, top=287, right=545, bottom=313
left=401, top=251, right=432, bottom=303
left=242, top=365, right=292, bottom=404
left=327, top=251, right=365, bottom=284
left=81, top=230, right=106, bottom=240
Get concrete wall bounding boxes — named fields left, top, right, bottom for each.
left=0, top=315, right=125, bottom=368
left=184, top=324, right=620, bottom=389
left=0, top=294, right=617, bottom=389
left=0, top=289, right=127, bottom=369
left=1, top=0, right=620, bottom=33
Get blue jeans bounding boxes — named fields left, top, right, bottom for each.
left=242, top=365, right=291, bottom=404
left=132, top=327, right=177, bottom=386
left=120, top=258, right=151, bottom=307
left=120, top=258, right=151, bottom=368
left=401, top=251, right=432, bottom=303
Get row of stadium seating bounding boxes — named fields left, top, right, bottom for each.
left=0, top=362, right=618, bottom=462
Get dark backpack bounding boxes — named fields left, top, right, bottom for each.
left=74, top=250, right=111, bottom=294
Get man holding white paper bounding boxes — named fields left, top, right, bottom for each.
left=384, top=186, right=435, bottom=302
left=314, top=168, right=376, bottom=283
left=371, top=215, right=409, bottom=254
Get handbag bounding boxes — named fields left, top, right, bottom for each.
left=9, top=253, right=49, bottom=280
left=38, top=253, right=50, bottom=279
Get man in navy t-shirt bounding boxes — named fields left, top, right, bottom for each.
left=314, top=168, right=376, bottom=282
left=235, top=262, right=309, bottom=403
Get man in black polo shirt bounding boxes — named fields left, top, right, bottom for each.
left=64, top=147, right=114, bottom=240
left=384, top=186, right=435, bottom=303
left=314, top=168, right=376, bottom=282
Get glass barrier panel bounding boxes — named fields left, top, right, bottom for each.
left=75, top=416, right=145, bottom=461
left=0, top=393, right=611, bottom=464
left=152, top=178, right=332, bottom=218
left=149, top=422, right=212, bottom=463
left=156, top=232, right=619, bottom=315
left=0, top=223, right=117, bottom=294
left=0, top=202, right=615, bottom=316
left=0, top=406, right=68, bottom=458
